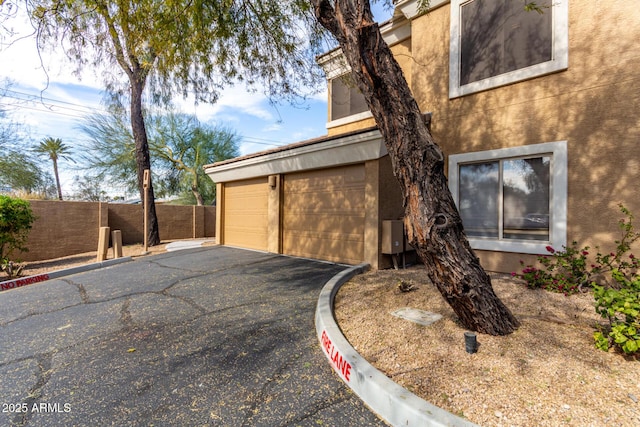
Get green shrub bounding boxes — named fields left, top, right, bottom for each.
left=0, top=195, right=36, bottom=277
left=593, top=272, right=640, bottom=356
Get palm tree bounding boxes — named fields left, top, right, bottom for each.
left=33, top=137, right=74, bottom=200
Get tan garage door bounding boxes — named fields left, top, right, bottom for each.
left=223, top=178, right=268, bottom=251
left=283, top=165, right=365, bottom=265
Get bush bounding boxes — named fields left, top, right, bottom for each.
left=517, top=243, right=589, bottom=295
left=593, top=272, right=640, bottom=356
left=512, top=204, right=640, bottom=356
left=515, top=204, right=639, bottom=294
left=0, top=195, right=36, bottom=277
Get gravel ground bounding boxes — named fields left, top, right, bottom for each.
left=334, top=266, right=640, bottom=427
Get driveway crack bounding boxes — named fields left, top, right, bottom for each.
left=120, top=298, right=133, bottom=329
left=159, top=290, right=207, bottom=315
left=63, top=279, right=89, bottom=304
left=12, top=352, right=54, bottom=426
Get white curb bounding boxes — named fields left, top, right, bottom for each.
left=315, top=263, right=479, bottom=427
left=0, top=257, right=133, bottom=292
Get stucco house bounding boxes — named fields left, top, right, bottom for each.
left=204, top=0, right=640, bottom=272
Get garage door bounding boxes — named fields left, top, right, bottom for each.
left=283, top=165, right=365, bottom=265
left=223, top=178, right=269, bottom=251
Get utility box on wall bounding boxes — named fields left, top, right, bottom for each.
left=382, top=220, right=404, bottom=255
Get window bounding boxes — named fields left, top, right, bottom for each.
left=330, top=75, right=369, bottom=122
left=448, top=141, right=567, bottom=254
left=450, top=0, right=568, bottom=98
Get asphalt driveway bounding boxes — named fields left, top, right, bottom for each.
left=0, top=246, right=385, bottom=426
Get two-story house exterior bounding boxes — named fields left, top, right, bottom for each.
left=205, top=0, right=640, bottom=272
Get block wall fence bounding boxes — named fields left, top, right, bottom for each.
left=19, top=200, right=216, bottom=262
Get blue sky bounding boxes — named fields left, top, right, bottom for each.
left=0, top=3, right=392, bottom=196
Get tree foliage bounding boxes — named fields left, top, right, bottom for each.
left=24, top=0, right=324, bottom=104
left=70, top=174, right=111, bottom=202
left=12, top=0, right=325, bottom=245
left=79, top=106, right=240, bottom=205
left=77, top=104, right=139, bottom=196
left=148, top=112, right=240, bottom=205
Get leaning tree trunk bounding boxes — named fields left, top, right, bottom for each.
left=312, top=0, right=519, bottom=335
left=130, top=77, right=161, bottom=246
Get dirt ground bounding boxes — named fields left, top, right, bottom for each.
left=335, top=266, right=640, bottom=427
left=5, top=249, right=640, bottom=426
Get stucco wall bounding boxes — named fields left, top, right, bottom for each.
left=409, top=1, right=640, bottom=272
left=327, top=117, right=377, bottom=137
left=20, top=201, right=216, bottom=262
left=375, top=155, right=414, bottom=269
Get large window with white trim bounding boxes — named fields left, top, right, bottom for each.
left=449, top=0, right=568, bottom=98
left=448, top=141, right=567, bottom=254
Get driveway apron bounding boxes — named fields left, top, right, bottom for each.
left=0, top=246, right=385, bottom=426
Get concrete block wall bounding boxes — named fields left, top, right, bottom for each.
left=19, top=200, right=215, bottom=262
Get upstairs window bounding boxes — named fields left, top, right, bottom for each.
left=450, top=0, right=568, bottom=98
left=330, top=75, right=369, bottom=122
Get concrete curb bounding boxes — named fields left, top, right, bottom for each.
left=165, top=239, right=215, bottom=252
left=0, top=257, right=133, bottom=292
left=315, top=263, right=479, bottom=427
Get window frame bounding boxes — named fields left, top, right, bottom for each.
left=328, top=75, right=371, bottom=125
left=448, top=141, right=567, bottom=254
left=449, top=0, right=569, bottom=98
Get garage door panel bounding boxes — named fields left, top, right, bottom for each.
left=285, top=214, right=364, bottom=234
left=290, top=234, right=364, bottom=265
left=224, top=178, right=268, bottom=251
left=283, top=191, right=364, bottom=212
left=283, top=165, right=365, bottom=265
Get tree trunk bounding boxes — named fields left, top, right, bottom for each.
left=191, top=171, right=204, bottom=206
left=312, top=0, right=519, bottom=335
left=130, top=78, right=160, bottom=246
left=192, top=188, right=204, bottom=206
left=52, top=159, right=62, bottom=200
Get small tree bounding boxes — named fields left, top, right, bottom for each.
left=148, top=112, right=240, bottom=205
left=0, top=195, right=35, bottom=276
left=33, top=137, right=74, bottom=200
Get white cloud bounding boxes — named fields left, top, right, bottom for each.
left=173, top=83, right=274, bottom=125
left=262, top=123, right=283, bottom=133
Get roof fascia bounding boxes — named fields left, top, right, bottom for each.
left=395, top=0, right=450, bottom=20
left=204, top=129, right=387, bottom=183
